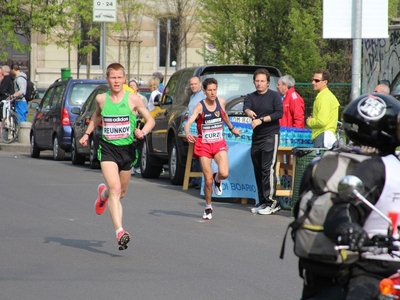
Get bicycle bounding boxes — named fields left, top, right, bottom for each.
left=0, top=95, right=21, bottom=144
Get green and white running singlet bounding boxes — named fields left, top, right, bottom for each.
left=101, top=91, right=137, bottom=146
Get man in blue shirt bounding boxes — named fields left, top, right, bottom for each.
left=188, top=76, right=204, bottom=188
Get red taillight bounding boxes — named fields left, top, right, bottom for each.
left=61, top=108, right=70, bottom=126
left=380, top=275, right=400, bottom=297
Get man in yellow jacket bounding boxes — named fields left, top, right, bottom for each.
left=307, top=69, right=340, bottom=148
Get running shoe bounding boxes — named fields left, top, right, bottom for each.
left=116, top=230, right=131, bottom=251
left=250, top=203, right=267, bottom=213
left=94, top=183, right=108, bottom=215
left=213, top=173, right=222, bottom=196
left=202, top=208, right=213, bottom=220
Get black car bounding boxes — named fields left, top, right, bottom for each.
left=30, top=78, right=107, bottom=160
left=70, top=85, right=109, bottom=169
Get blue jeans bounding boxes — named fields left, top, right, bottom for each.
left=14, top=100, right=28, bottom=122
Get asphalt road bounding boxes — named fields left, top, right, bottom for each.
left=0, top=151, right=302, bottom=300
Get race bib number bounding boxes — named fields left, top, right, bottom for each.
left=103, top=115, right=131, bottom=140
left=201, top=122, right=223, bottom=143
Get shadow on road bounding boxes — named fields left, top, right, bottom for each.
left=44, top=237, right=122, bottom=257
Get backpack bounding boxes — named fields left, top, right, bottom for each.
left=280, top=150, right=371, bottom=275
left=16, top=75, right=38, bottom=101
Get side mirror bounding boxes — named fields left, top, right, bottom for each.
left=30, top=102, right=39, bottom=110
left=71, top=107, right=81, bottom=115
left=154, top=94, right=161, bottom=106
left=337, top=175, right=365, bottom=201
left=338, top=175, right=392, bottom=226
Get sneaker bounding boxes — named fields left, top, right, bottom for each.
left=135, top=167, right=141, bottom=174
left=131, top=167, right=135, bottom=175
left=213, top=173, right=222, bottom=196
left=160, top=168, right=165, bottom=176
left=116, top=230, right=131, bottom=251
left=202, top=208, right=213, bottom=220
left=94, top=183, right=108, bottom=215
left=257, top=200, right=281, bottom=215
left=251, top=203, right=267, bottom=213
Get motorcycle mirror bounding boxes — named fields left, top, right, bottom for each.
left=337, top=175, right=365, bottom=201
left=338, top=175, right=393, bottom=227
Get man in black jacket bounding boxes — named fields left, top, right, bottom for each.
left=0, top=65, right=15, bottom=100
left=243, top=68, right=283, bottom=215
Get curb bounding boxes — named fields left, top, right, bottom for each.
left=0, top=143, right=31, bottom=154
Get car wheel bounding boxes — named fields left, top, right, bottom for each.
left=71, top=136, right=85, bottom=165
left=53, top=136, right=65, bottom=161
left=168, top=138, right=185, bottom=185
left=140, top=139, right=162, bottom=178
left=30, top=134, right=40, bottom=158
left=89, top=138, right=100, bottom=169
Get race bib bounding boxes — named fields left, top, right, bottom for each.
left=102, top=115, right=131, bottom=140
left=201, top=122, right=223, bottom=143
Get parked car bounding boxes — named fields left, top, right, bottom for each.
left=70, top=85, right=109, bottom=168
left=30, top=78, right=107, bottom=160
left=139, top=87, right=151, bottom=101
left=140, top=65, right=282, bottom=185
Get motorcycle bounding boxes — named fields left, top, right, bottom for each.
left=334, top=175, right=400, bottom=300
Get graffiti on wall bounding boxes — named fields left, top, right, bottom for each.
left=362, top=27, right=400, bottom=93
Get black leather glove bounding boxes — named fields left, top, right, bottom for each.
left=337, top=223, right=368, bottom=251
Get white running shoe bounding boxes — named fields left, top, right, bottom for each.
left=251, top=203, right=267, bottom=213
left=202, top=208, right=213, bottom=220
left=213, top=173, right=222, bottom=196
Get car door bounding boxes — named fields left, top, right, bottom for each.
left=42, top=84, right=66, bottom=148
left=152, top=71, right=183, bottom=153
left=34, top=86, right=54, bottom=147
left=74, top=87, right=104, bottom=155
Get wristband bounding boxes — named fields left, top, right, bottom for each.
left=229, top=127, right=234, bottom=132
left=84, top=133, right=90, bottom=136
left=142, top=131, right=147, bottom=137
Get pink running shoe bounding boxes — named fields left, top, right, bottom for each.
left=116, top=230, right=131, bottom=250
left=94, top=183, right=108, bottom=215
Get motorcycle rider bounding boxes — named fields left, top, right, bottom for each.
left=323, top=93, right=400, bottom=300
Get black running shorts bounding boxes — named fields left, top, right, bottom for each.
left=97, top=140, right=136, bottom=171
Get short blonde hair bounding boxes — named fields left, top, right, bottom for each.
left=106, top=62, right=125, bottom=77
left=147, top=76, right=160, bottom=91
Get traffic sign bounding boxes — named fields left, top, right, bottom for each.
left=93, top=0, right=117, bottom=22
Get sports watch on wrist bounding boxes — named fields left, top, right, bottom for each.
left=260, top=117, right=264, bottom=123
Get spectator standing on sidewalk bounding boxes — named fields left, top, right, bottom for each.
left=0, top=65, right=15, bottom=100
left=187, top=76, right=204, bottom=189
left=244, top=68, right=283, bottom=215
left=79, top=63, right=155, bottom=250
left=152, top=71, right=165, bottom=93
left=373, top=83, right=390, bottom=94
left=306, top=69, right=340, bottom=148
left=10, top=64, right=28, bottom=121
left=276, top=75, right=305, bottom=128
left=184, top=78, right=240, bottom=220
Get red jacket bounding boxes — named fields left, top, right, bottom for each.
left=279, top=87, right=305, bottom=128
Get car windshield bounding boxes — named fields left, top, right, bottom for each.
left=201, top=72, right=279, bottom=101
left=69, top=83, right=102, bottom=106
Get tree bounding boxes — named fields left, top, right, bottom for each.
left=108, top=0, right=145, bottom=79
left=0, top=0, right=68, bottom=60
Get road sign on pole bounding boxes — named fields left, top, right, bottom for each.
left=93, top=0, right=117, bottom=23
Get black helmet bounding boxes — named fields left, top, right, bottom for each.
left=342, top=93, right=400, bottom=153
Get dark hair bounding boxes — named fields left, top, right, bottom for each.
left=202, top=77, right=218, bottom=89
left=128, top=79, right=139, bottom=87
left=152, top=71, right=164, bottom=83
left=11, top=63, right=20, bottom=71
left=314, top=69, right=331, bottom=83
left=253, top=68, right=270, bottom=83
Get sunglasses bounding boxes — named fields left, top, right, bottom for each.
left=312, top=78, right=323, bottom=83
